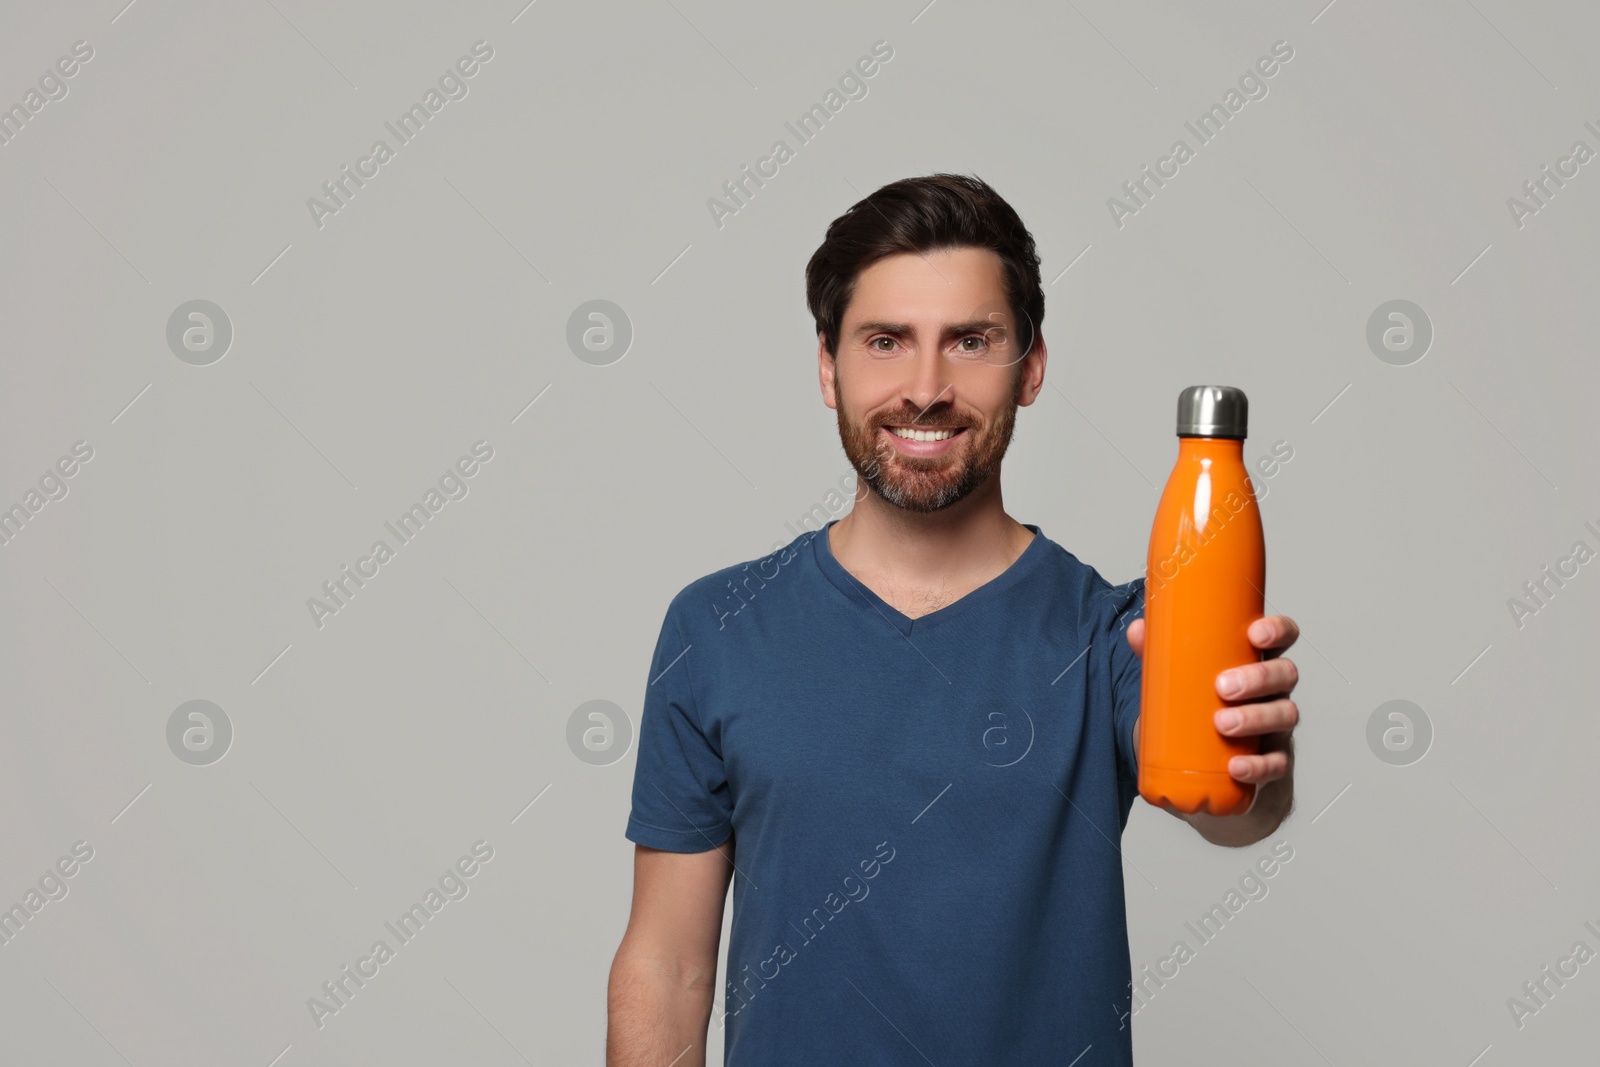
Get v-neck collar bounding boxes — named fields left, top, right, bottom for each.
left=812, top=519, right=1049, bottom=637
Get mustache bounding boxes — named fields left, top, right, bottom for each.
left=875, top=410, right=972, bottom=430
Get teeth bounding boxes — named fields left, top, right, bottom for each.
left=889, top=427, right=958, bottom=442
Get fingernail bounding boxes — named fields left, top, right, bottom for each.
left=1218, top=710, right=1242, bottom=732
left=1219, top=671, right=1242, bottom=697
left=1229, top=757, right=1248, bottom=776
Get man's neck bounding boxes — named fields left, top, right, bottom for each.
left=825, top=487, right=1034, bottom=612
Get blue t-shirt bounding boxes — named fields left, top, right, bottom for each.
left=625, top=519, right=1148, bottom=1065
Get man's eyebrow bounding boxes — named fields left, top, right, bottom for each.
left=851, top=321, right=912, bottom=338
left=941, top=319, right=1003, bottom=337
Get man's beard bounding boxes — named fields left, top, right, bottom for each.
left=835, top=370, right=1021, bottom=514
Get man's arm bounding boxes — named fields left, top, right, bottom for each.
left=607, top=839, right=735, bottom=1067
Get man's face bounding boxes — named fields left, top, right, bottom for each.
left=819, top=246, right=1045, bottom=514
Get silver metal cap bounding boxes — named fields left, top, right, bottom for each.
left=1176, top=385, right=1248, bottom=438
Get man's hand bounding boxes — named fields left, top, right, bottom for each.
left=1126, top=615, right=1299, bottom=846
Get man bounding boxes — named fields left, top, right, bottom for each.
left=607, top=174, right=1300, bottom=1065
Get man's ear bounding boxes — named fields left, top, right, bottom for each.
left=1015, top=335, right=1048, bottom=408
left=818, top=334, right=839, bottom=410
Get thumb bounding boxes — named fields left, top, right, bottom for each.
left=1126, top=617, right=1145, bottom=660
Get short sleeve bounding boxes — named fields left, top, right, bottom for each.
left=1105, top=577, right=1146, bottom=785
left=624, top=601, right=734, bottom=852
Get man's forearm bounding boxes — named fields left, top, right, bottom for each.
left=606, top=954, right=717, bottom=1067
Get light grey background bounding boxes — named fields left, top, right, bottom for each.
left=2, top=0, right=1596, bottom=1064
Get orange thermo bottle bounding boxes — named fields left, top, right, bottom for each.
left=1137, top=385, right=1265, bottom=816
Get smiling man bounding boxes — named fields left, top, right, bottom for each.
left=607, top=174, right=1300, bottom=1066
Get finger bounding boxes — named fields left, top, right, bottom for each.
left=1248, top=615, right=1299, bottom=654
left=1226, top=750, right=1291, bottom=783
left=1214, top=698, right=1299, bottom=738
left=1217, top=657, right=1299, bottom=701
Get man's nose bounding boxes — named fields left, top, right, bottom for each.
left=902, top=345, right=953, bottom=414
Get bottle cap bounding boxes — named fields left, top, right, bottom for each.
left=1176, top=385, right=1248, bottom=438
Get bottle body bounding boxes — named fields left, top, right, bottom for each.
left=1138, top=435, right=1265, bottom=815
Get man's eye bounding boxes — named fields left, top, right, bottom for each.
left=871, top=337, right=897, bottom=352
left=958, top=335, right=986, bottom=351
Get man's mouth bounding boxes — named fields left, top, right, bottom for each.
left=882, top=425, right=967, bottom=442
